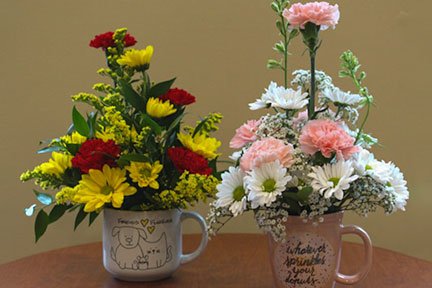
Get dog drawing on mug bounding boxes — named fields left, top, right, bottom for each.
left=110, top=226, right=172, bottom=270
left=111, top=226, right=147, bottom=270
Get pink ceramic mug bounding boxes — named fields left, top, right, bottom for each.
left=267, top=212, right=372, bottom=288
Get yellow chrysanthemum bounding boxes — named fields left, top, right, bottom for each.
left=74, top=165, right=137, bottom=212
left=126, top=161, right=163, bottom=189
left=37, top=152, right=73, bottom=177
left=146, top=97, right=177, bottom=118
left=177, top=133, right=221, bottom=160
left=117, top=46, right=154, bottom=69
left=60, top=131, right=87, bottom=145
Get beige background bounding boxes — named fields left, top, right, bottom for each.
left=1, top=0, right=431, bottom=264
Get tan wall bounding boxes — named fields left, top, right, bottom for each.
left=1, top=0, right=431, bottom=264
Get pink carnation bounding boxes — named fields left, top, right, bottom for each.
left=240, top=137, right=295, bottom=171
left=292, top=110, right=309, bottom=130
left=230, top=120, right=261, bottom=149
left=299, top=119, right=359, bottom=160
left=283, top=2, right=340, bottom=30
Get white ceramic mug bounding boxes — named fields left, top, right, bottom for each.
left=102, top=208, right=208, bottom=281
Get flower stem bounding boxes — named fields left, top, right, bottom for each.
left=308, top=53, right=316, bottom=119
left=355, top=97, right=371, bottom=143
left=278, top=13, right=289, bottom=88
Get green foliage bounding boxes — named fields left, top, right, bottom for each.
left=89, top=211, right=99, bottom=226
left=23, top=27, right=223, bottom=242
left=74, top=206, right=88, bottom=231
left=35, top=209, right=49, bottom=242
left=339, top=50, right=374, bottom=143
left=268, top=0, right=298, bottom=87
left=118, top=79, right=146, bottom=111
left=49, top=204, right=70, bottom=224
left=148, top=78, right=176, bottom=97
left=72, top=106, right=90, bottom=137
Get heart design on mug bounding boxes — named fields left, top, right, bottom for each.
left=141, top=218, right=149, bottom=228
left=147, top=225, right=156, bottom=234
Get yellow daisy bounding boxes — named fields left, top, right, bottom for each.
left=177, top=133, right=221, bottom=160
left=126, top=161, right=163, bottom=189
left=117, top=46, right=154, bottom=70
left=74, top=165, right=137, bottom=212
left=37, top=152, right=73, bottom=177
left=146, top=97, right=177, bottom=118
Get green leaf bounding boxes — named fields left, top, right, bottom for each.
left=297, top=187, right=313, bottom=204
left=283, top=191, right=301, bottom=202
left=148, top=78, right=176, bottom=97
left=89, top=211, right=99, bottom=226
left=285, top=198, right=302, bottom=215
left=74, top=206, right=88, bottom=231
left=33, top=190, right=53, bottom=206
left=65, top=144, right=81, bottom=155
left=271, top=2, right=280, bottom=13
left=338, top=71, right=350, bottom=78
left=276, top=20, right=284, bottom=34
left=35, top=209, right=49, bottom=242
left=289, top=29, right=299, bottom=40
left=167, top=113, right=185, bottom=135
left=118, top=154, right=150, bottom=163
left=67, top=204, right=81, bottom=213
left=141, top=114, right=162, bottom=135
left=273, top=41, right=285, bottom=54
left=72, top=106, right=90, bottom=137
left=267, top=59, right=283, bottom=70
left=119, top=80, right=146, bottom=111
left=49, top=204, right=69, bottom=224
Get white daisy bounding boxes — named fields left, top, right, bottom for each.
left=215, top=167, right=248, bottom=216
left=270, top=87, right=309, bottom=110
left=353, top=149, right=375, bottom=176
left=308, top=160, right=359, bottom=200
left=249, top=82, right=278, bottom=110
left=353, top=149, right=393, bottom=185
left=321, top=87, right=363, bottom=106
left=367, top=159, right=393, bottom=185
left=229, top=151, right=243, bottom=162
left=245, top=161, right=292, bottom=209
left=249, top=82, right=308, bottom=111
left=387, top=164, right=409, bottom=211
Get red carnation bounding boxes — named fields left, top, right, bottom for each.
left=160, top=88, right=196, bottom=106
left=167, top=147, right=212, bottom=176
left=72, top=139, right=121, bottom=173
left=89, top=31, right=137, bottom=50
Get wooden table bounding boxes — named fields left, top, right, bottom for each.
left=1, top=234, right=431, bottom=287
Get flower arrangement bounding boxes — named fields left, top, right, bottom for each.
left=21, top=28, right=222, bottom=241
left=208, top=1, right=409, bottom=241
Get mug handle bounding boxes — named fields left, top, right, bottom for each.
left=180, top=211, right=209, bottom=264
left=335, top=224, right=373, bottom=285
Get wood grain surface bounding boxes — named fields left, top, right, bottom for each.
left=1, top=234, right=431, bottom=288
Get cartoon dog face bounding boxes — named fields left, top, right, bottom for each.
left=112, top=226, right=147, bottom=249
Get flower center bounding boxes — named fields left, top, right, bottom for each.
left=329, top=177, right=340, bottom=187
left=262, top=179, right=277, bottom=193
left=232, top=186, right=245, bottom=201
left=139, top=168, right=152, bottom=178
left=101, top=185, right=114, bottom=195
left=386, top=182, right=392, bottom=187
left=365, top=164, right=373, bottom=171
